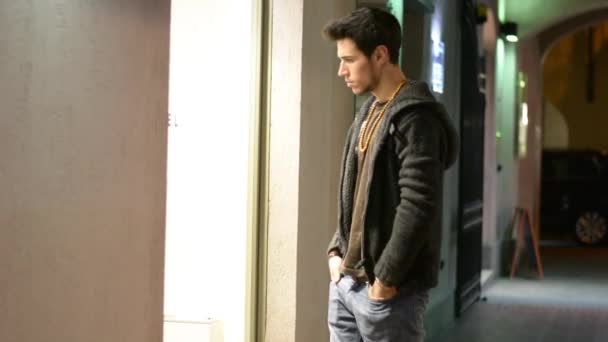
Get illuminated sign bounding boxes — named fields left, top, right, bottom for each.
left=432, top=39, right=445, bottom=94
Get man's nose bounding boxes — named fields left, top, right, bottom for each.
left=337, top=62, right=347, bottom=77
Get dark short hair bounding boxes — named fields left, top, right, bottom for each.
left=323, top=7, right=402, bottom=64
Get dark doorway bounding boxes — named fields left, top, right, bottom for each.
left=456, top=0, right=485, bottom=316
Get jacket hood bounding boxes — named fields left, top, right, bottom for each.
left=385, top=81, right=459, bottom=170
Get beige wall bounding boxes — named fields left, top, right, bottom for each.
left=481, top=2, right=499, bottom=265
left=543, top=23, right=608, bottom=150
left=264, top=0, right=303, bottom=340
left=518, top=37, right=544, bottom=231
left=264, top=1, right=355, bottom=341
left=494, top=39, right=519, bottom=247
left=296, top=1, right=358, bottom=340
left=0, top=2, right=170, bottom=341
left=543, top=101, right=569, bottom=148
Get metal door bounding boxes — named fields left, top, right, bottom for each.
left=456, top=0, right=485, bottom=316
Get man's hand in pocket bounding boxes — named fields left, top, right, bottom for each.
left=328, top=255, right=343, bottom=283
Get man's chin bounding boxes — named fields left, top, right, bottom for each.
left=351, top=88, right=366, bottom=96
left=346, top=83, right=370, bottom=96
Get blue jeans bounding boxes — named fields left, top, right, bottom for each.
left=328, top=275, right=429, bottom=342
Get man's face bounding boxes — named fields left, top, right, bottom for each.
left=336, top=38, right=379, bottom=95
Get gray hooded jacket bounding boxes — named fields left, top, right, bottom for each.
left=328, top=80, right=459, bottom=290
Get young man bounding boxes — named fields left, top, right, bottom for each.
left=323, top=7, right=459, bottom=342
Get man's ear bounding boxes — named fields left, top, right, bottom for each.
left=374, top=45, right=390, bottom=64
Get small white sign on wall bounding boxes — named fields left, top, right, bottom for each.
left=432, top=39, right=445, bottom=94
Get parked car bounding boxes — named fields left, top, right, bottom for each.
left=541, top=149, right=608, bottom=245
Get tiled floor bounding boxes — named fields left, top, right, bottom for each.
left=429, top=301, right=608, bottom=342
left=429, top=247, right=608, bottom=342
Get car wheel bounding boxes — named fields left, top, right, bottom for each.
left=575, top=211, right=608, bottom=245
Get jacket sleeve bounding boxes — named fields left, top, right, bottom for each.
left=373, top=112, right=444, bottom=287
left=327, top=230, right=342, bottom=256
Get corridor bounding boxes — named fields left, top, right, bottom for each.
left=430, top=247, right=608, bottom=341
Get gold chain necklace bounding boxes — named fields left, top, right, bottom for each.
left=358, top=80, right=407, bottom=154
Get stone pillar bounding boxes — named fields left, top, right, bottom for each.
left=264, top=1, right=355, bottom=341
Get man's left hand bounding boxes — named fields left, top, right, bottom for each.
left=368, top=278, right=398, bottom=301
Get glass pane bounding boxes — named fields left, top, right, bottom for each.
left=164, top=1, right=258, bottom=341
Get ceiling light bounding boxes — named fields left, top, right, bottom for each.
left=500, top=22, right=519, bottom=43
left=506, top=34, right=519, bottom=43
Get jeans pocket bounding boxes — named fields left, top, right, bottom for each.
left=365, top=284, right=399, bottom=306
